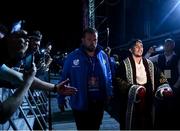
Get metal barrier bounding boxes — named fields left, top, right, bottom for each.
left=0, top=86, right=49, bottom=130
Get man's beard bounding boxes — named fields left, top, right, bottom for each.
left=83, top=44, right=96, bottom=52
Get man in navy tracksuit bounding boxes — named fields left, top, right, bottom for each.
left=59, top=27, right=113, bottom=130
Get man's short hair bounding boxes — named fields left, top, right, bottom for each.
left=28, top=30, right=42, bottom=41
left=82, top=27, right=98, bottom=38
left=128, top=39, right=142, bottom=49
left=165, top=38, right=175, bottom=45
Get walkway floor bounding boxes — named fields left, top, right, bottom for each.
left=49, top=73, right=120, bottom=130
left=50, top=95, right=119, bottom=130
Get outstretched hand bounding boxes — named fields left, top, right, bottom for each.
left=56, top=79, right=78, bottom=96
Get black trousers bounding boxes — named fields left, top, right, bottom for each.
left=72, top=100, right=105, bottom=130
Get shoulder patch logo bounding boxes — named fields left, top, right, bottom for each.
left=73, top=59, right=79, bottom=66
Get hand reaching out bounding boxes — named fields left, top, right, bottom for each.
left=56, top=79, right=78, bottom=96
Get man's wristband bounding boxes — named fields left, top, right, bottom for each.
left=53, top=84, right=58, bottom=93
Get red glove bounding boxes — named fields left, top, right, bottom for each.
left=161, top=88, right=173, bottom=97
left=136, top=87, right=146, bottom=99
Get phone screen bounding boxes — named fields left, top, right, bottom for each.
left=24, top=54, right=34, bottom=70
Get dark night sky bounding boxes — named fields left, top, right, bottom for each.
left=0, top=0, right=83, bottom=53
left=1, top=0, right=180, bottom=54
